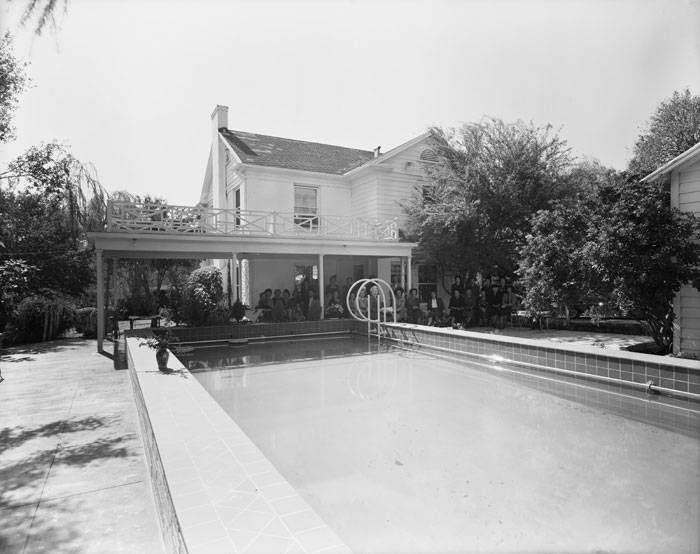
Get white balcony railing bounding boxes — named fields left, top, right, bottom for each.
left=105, top=201, right=399, bottom=241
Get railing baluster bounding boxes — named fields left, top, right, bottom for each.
left=103, top=201, right=399, bottom=241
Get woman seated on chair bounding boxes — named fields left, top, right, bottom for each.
left=448, top=289, right=466, bottom=328
left=406, top=288, right=421, bottom=324
left=325, top=291, right=344, bottom=319
left=426, top=290, right=445, bottom=326
left=394, top=287, right=407, bottom=322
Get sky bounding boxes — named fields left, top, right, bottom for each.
left=1, top=0, right=698, bottom=205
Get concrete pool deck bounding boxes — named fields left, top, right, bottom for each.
left=0, top=327, right=692, bottom=553
left=0, top=338, right=164, bottom=554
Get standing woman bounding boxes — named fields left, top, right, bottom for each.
left=357, top=287, right=368, bottom=318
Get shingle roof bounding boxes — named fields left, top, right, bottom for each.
left=219, top=128, right=376, bottom=175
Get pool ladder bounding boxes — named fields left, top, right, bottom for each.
left=346, top=278, right=397, bottom=344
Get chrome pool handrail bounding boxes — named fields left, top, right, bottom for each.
left=345, top=278, right=396, bottom=343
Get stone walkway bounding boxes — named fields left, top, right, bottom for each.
left=0, top=339, right=163, bottom=554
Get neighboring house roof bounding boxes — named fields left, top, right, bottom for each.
left=219, top=129, right=376, bottom=175
left=641, top=141, right=700, bottom=182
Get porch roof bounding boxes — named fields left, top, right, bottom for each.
left=87, top=231, right=416, bottom=259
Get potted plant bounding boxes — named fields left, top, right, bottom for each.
left=140, top=328, right=178, bottom=371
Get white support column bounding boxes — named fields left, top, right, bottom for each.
left=407, top=254, right=412, bottom=292
left=231, top=253, right=238, bottom=301
left=96, top=249, right=104, bottom=352
left=319, top=253, right=325, bottom=319
left=401, top=257, right=406, bottom=290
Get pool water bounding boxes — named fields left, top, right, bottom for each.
left=192, top=337, right=700, bottom=553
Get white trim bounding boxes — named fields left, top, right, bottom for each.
left=344, top=132, right=432, bottom=177
left=641, top=141, right=700, bottom=182
left=219, top=132, right=244, bottom=165
left=236, top=162, right=348, bottom=183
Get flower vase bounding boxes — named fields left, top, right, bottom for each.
left=156, top=347, right=169, bottom=371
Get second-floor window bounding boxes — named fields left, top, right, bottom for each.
left=294, top=185, right=319, bottom=229
left=234, top=187, right=241, bottom=226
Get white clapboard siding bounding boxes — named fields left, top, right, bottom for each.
left=350, top=172, right=379, bottom=221
left=373, top=142, right=429, bottom=227
left=676, top=159, right=700, bottom=354
left=226, top=169, right=245, bottom=210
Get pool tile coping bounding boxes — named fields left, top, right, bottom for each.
left=126, top=337, right=352, bottom=554
left=382, top=323, right=700, bottom=399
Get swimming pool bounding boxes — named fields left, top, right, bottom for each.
left=191, top=336, right=700, bottom=553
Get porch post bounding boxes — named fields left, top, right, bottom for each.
left=318, top=253, right=325, bottom=319
left=231, top=253, right=238, bottom=301
left=401, top=257, right=406, bottom=290
left=96, top=249, right=104, bottom=352
left=407, top=254, right=412, bottom=292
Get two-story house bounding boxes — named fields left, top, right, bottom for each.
left=89, top=105, right=432, bottom=351
left=199, top=105, right=432, bottom=307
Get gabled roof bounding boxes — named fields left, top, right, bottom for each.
left=345, top=132, right=431, bottom=176
left=219, top=129, right=376, bottom=175
left=641, top=141, right=700, bottom=182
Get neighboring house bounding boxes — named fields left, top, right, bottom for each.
left=199, top=105, right=432, bottom=306
left=642, top=141, right=700, bottom=356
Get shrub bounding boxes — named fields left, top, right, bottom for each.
left=6, top=295, right=76, bottom=345
left=75, top=307, right=97, bottom=338
left=181, top=266, right=224, bottom=326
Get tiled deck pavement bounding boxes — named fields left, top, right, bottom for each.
left=0, top=339, right=164, bottom=554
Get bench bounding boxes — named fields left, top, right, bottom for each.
left=128, top=315, right=161, bottom=330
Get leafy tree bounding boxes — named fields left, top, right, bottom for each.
left=629, top=89, right=700, bottom=177
left=405, top=119, right=573, bottom=283
left=591, top=178, right=700, bottom=351
left=0, top=143, right=106, bottom=340
left=0, top=259, right=36, bottom=327
left=518, top=199, right=602, bottom=321
left=0, top=33, right=28, bottom=144
left=518, top=176, right=700, bottom=352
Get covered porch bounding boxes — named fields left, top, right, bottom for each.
left=89, top=220, right=415, bottom=352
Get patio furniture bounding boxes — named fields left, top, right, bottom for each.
left=128, top=315, right=161, bottom=330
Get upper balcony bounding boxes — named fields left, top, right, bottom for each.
left=105, top=201, right=399, bottom=242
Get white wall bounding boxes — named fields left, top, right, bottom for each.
left=349, top=171, right=378, bottom=221
left=242, top=168, right=350, bottom=215
left=374, top=142, right=428, bottom=228
left=218, top=139, right=428, bottom=227
left=674, top=157, right=700, bottom=355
